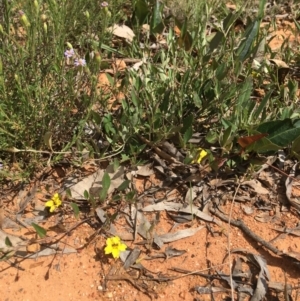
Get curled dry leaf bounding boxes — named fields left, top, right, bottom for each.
left=158, top=226, right=204, bottom=243
left=135, top=164, right=154, bottom=177
left=107, top=24, right=135, bottom=42
left=242, top=179, right=269, bottom=195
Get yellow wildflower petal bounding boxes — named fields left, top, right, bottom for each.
left=192, top=148, right=208, bottom=164
left=111, top=249, right=120, bottom=258
left=118, top=243, right=127, bottom=252
left=49, top=193, right=62, bottom=208
left=104, top=245, right=113, bottom=254
left=104, top=236, right=127, bottom=259
left=45, top=200, right=55, bottom=212
left=111, top=236, right=121, bottom=244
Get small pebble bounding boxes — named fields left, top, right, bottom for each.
left=106, top=292, right=113, bottom=298
left=97, top=285, right=103, bottom=291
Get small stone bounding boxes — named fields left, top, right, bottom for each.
left=106, top=292, right=113, bottom=298
left=97, top=285, right=103, bottom=291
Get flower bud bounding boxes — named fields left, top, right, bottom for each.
left=40, top=14, right=47, bottom=22
left=94, top=51, right=101, bottom=64
left=33, top=0, right=39, bottom=13
left=14, top=74, right=20, bottom=83
left=66, top=42, right=73, bottom=49
left=104, top=8, right=111, bottom=18
left=19, top=10, right=30, bottom=28
left=84, top=11, right=90, bottom=19
left=43, top=22, right=47, bottom=34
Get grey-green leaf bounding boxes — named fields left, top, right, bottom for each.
left=32, top=223, right=47, bottom=238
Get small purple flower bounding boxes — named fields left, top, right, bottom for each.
left=101, top=2, right=108, bottom=7
left=74, top=58, right=86, bottom=67
left=64, top=48, right=75, bottom=58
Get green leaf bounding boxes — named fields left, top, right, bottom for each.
left=206, top=130, right=218, bottom=144
left=215, top=63, right=228, bottom=81
left=291, top=135, right=300, bottom=160
left=133, top=0, right=150, bottom=25
left=131, top=89, right=140, bottom=107
left=125, top=190, right=136, bottom=202
left=209, top=31, right=224, bottom=53
left=150, top=0, right=164, bottom=34
left=182, top=114, right=193, bottom=133
left=113, top=158, right=120, bottom=172
left=222, top=12, right=236, bottom=32
left=258, top=0, right=267, bottom=20
left=175, top=18, right=193, bottom=51
left=183, top=126, right=193, bottom=145
left=99, top=172, right=111, bottom=202
left=257, top=119, right=300, bottom=147
left=252, top=89, right=272, bottom=121
left=32, top=223, right=47, bottom=238
left=70, top=202, right=80, bottom=219
left=43, top=131, right=53, bottom=151
left=237, top=20, right=259, bottom=62
left=117, top=180, right=130, bottom=191
left=221, top=126, right=232, bottom=147
left=65, top=188, right=72, bottom=198
left=102, top=171, right=111, bottom=191
left=112, top=195, right=121, bottom=202
left=5, top=236, right=12, bottom=247
left=83, top=190, right=89, bottom=200
left=247, top=137, right=280, bottom=153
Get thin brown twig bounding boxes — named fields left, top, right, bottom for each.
left=227, top=181, right=241, bottom=301
left=137, top=134, right=183, bottom=165
left=209, top=207, right=283, bottom=256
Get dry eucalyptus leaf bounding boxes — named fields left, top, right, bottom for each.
left=107, top=24, right=135, bottom=42
left=158, top=226, right=204, bottom=243
left=242, top=205, right=254, bottom=215
left=64, top=165, right=124, bottom=200
left=273, top=226, right=300, bottom=237
left=25, top=244, right=77, bottom=258
left=142, top=202, right=183, bottom=211
left=1, top=217, right=19, bottom=230
left=0, top=229, right=26, bottom=253
left=254, top=213, right=274, bottom=223
left=248, top=254, right=270, bottom=301
left=143, top=201, right=221, bottom=225
left=242, top=179, right=269, bottom=195
left=135, top=164, right=154, bottom=177
left=194, top=286, right=229, bottom=294
left=123, top=248, right=141, bottom=270
left=184, top=187, right=198, bottom=203
left=269, top=59, right=289, bottom=68
left=165, top=246, right=186, bottom=258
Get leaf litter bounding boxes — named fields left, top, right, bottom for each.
left=2, top=144, right=300, bottom=300
left=2, top=4, right=300, bottom=301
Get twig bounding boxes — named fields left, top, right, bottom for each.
left=209, top=207, right=283, bottom=256
left=170, top=263, right=228, bottom=280
left=2, top=145, right=124, bottom=161
left=227, top=181, right=241, bottom=301
left=137, top=135, right=183, bottom=165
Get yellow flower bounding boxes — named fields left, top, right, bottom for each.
left=104, top=236, right=127, bottom=259
left=45, top=193, right=62, bottom=212
left=192, top=148, right=208, bottom=164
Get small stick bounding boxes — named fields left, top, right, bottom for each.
left=209, top=207, right=283, bottom=256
